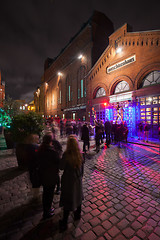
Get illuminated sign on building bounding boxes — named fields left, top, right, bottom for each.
left=106, top=55, right=136, bottom=73
left=109, top=91, right=133, bottom=103
left=64, top=105, right=86, bottom=112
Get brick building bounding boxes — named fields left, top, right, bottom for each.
left=87, top=23, right=160, bottom=138
left=35, top=11, right=114, bottom=120
left=0, top=71, right=5, bottom=108
left=35, top=12, right=160, bottom=139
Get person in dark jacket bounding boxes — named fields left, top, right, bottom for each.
left=59, top=135, right=84, bottom=232
left=52, top=135, right=62, bottom=195
left=38, top=134, right=60, bottom=220
left=26, top=134, right=40, bottom=199
left=81, top=123, right=90, bottom=153
left=95, top=120, right=101, bottom=152
left=105, top=119, right=111, bottom=147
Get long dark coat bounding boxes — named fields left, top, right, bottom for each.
left=59, top=152, right=84, bottom=211
left=27, top=143, right=40, bottom=188
left=81, top=124, right=89, bottom=141
left=38, top=145, right=60, bottom=186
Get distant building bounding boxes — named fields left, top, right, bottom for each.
left=27, top=100, right=35, bottom=112
left=0, top=71, right=5, bottom=108
left=16, top=99, right=35, bottom=112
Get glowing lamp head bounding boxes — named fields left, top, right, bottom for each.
left=104, top=102, right=107, bottom=106
left=58, top=72, right=62, bottom=76
left=116, top=47, right=122, bottom=54
left=78, top=54, right=83, bottom=59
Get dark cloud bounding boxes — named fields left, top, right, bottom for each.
left=0, top=0, right=160, bottom=102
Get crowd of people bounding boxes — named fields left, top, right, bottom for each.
left=51, top=118, right=129, bottom=151
left=26, top=117, right=130, bottom=233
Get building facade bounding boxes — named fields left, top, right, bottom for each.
left=35, top=12, right=160, bottom=139
left=35, top=11, right=114, bottom=120
left=86, top=23, right=160, bottom=138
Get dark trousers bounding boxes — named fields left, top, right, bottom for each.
left=56, top=174, right=60, bottom=191
left=62, top=205, right=81, bottom=223
left=105, top=132, right=111, bottom=146
left=83, top=140, right=90, bottom=152
left=42, top=185, right=55, bottom=216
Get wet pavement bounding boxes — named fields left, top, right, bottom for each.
left=0, top=134, right=160, bottom=240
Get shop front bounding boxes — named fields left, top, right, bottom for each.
left=63, top=105, right=86, bottom=121
left=135, top=92, right=160, bottom=139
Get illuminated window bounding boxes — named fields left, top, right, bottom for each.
left=68, top=86, right=70, bottom=101
left=114, top=81, right=129, bottom=93
left=96, top=88, right=106, bottom=98
left=77, top=66, right=86, bottom=102
left=81, top=80, right=83, bottom=98
left=141, top=71, right=160, bottom=87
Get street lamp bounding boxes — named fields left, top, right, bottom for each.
left=116, top=47, right=122, bottom=54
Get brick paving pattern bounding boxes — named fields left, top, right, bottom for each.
left=0, top=134, right=160, bottom=240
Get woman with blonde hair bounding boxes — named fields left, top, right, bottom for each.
left=59, top=135, right=84, bottom=232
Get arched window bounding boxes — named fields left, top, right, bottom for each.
left=95, top=87, right=106, bottom=98
left=141, top=71, right=160, bottom=88
left=114, top=81, right=129, bottom=94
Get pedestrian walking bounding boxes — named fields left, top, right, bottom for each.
left=38, top=134, right=60, bottom=220
left=143, top=121, right=150, bottom=142
left=95, top=120, right=101, bottom=152
left=138, top=121, right=143, bottom=140
left=52, top=134, right=63, bottom=195
left=81, top=123, right=90, bottom=153
left=60, top=119, right=64, bottom=138
left=105, top=119, right=111, bottom=147
left=59, top=135, right=84, bottom=232
left=26, top=134, right=41, bottom=200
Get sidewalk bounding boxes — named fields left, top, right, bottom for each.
left=0, top=134, right=160, bottom=240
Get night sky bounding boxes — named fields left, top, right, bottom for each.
left=1, top=0, right=160, bottom=102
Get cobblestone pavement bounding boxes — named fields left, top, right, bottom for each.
left=0, top=134, right=160, bottom=240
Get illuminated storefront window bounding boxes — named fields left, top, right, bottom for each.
left=138, top=95, right=160, bottom=135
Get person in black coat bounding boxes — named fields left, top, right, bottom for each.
left=59, top=135, right=84, bottom=232
left=105, top=119, right=111, bottom=147
left=52, top=135, right=62, bottom=195
left=81, top=123, right=90, bottom=153
left=38, top=134, right=60, bottom=220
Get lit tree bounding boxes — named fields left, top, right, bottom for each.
left=2, top=96, right=21, bottom=118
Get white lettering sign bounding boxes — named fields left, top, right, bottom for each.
left=107, top=55, right=136, bottom=73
